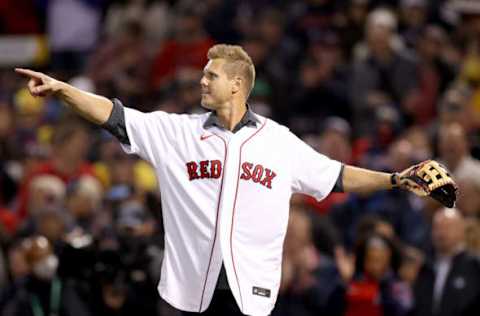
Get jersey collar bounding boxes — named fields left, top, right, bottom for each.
left=203, top=104, right=261, bottom=133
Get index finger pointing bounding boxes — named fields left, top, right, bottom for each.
left=14, top=68, right=43, bottom=79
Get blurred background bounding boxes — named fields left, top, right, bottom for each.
left=1, top=0, right=480, bottom=315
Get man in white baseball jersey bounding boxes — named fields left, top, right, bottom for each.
left=16, top=44, right=427, bottom=316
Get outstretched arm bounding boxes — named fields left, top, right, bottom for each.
left=341, top=165, right=395, bottom=195
left=341, top=161, right=457, bottom=208
left=15, top=68, right=113, bottom=125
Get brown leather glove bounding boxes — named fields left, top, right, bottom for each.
left=393, top=160, right=458, bottom=208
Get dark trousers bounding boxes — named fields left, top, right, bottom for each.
left=180, top=289, right=244, bottom=315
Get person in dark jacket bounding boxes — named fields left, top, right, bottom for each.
left=412, top=208, right=480, bottom=316
left=2, top=235, right=91, bottom=316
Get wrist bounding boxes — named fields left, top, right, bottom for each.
left=390, top=172, right=400, bottom=189
left=54, top=81, right=68, bottom=95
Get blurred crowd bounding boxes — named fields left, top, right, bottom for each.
left=2, top=0, right=480, bottom=315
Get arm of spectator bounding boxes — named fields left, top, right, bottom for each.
left=15, top=68, right=113, bottom=125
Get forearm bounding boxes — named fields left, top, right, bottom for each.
left=342, top=165, right=394, bottom=194
left=56, top=82, right=113, bottom=125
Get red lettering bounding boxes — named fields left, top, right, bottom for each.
left=240, top=162, right=277, bottom=188
left=252, top=165, right=264, bottom=183
left=260, top=169, right=276, bottom=189
left=240, top=162, right=253, bottom=180
left=186, top=162, right=199, bottom=180
left=210, top=160, right=222, bottom=178
left=200, top=160, right=210, bottom=178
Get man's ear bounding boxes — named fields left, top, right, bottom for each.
left=231, top=76, right=243, bottom=94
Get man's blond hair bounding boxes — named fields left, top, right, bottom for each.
left=207, top=44, right=256, bottom=97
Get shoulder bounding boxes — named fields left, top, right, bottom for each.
left=456, top=251, right=480, bottom=266
left=132, top=109, right=210, bottom=126
left=157, top=111, right=209, bottom=122
left=254, top=114, right=290, bottom=135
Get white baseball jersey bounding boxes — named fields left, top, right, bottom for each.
left=119, top=106, right=342, bottom=316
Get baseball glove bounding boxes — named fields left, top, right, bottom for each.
left=393, top=160, right=458, bottom=208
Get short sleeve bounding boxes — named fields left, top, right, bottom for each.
left=290, top=132, right=342, bottom=201
left=121, top=106, right=178, bottom=166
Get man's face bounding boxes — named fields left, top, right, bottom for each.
left=364, top=244, right=391, bottom=280
left=367, top=24, right=392, bottom=54
left=200, top=59, right=234, bottom=110
left=432, top=211, right=465, bottom=255
left=438, top=124, right=468, bottom=163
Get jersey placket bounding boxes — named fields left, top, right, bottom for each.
left=198, top=126, right=245, bottom=312
left=197, top=126, right=229, bottom=312
left=217, top=121, right=267, bottom=314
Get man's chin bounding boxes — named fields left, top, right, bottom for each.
left=201, top=100, right=216, bottom=111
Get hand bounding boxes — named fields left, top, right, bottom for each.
left=335, top=246, right=355, bottom=282
left=15, top=68, right=63, bottom=97
left=394, top=162, right=430, bottom=196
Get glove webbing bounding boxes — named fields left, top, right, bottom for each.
left=417, top=162, right=452, bottom=191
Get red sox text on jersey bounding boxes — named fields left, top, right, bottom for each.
left=186, top=160, right=277, bottom=189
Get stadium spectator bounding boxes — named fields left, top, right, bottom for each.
left=103, top=0, right=173, bottom=52
left=438, top=122, right=480, bottom=185
left=399, top=0, right=429, bottom=48
left=290, top=34, right=351, bottom=133
left=87, top=20, right=149, bottom=108
left=65, top=175, right=103, bottom=236
left=149, top=5, right=214, bottom=90
left=350, top=8, right=418, bottom=135
left=343, top=233, right=408, bottom=316
left=340, top=0, right=370, bottom=60
left=412, top=208, right=480, bottom=316
left=403, top=25, right=456, bottom=125
left=15, top=118, right=96, bottom=221
left=2, top=235, right=90, bottom=316
left=46, top=0, right=105, bottom=78
left=274, top=205, right=345, bottom=316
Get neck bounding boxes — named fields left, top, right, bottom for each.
left=438, top=244, right=464, bottom=259
left=216, top=100, right=247, bottom=131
